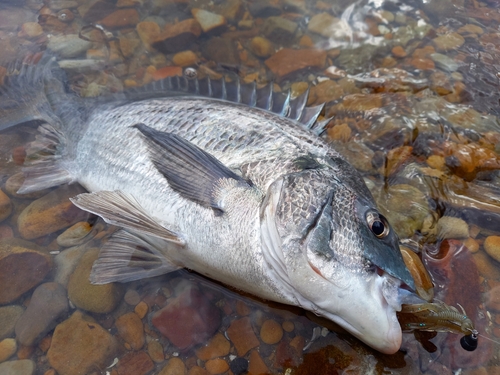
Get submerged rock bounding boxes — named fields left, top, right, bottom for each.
left=0, top=306, right=24, bottom=340
left=0, top=359, right=35, bottom=375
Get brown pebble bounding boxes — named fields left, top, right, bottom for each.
left=235, top=300, right=251, bottom=316
left=172, top=51, right=198, bottom=67
left=38, top=335, right=52, bottom=353
left=188, top=366, right=209, bottom=375
left=282, top=321, right=294, bottom=332
left=484, top=236, right=500, bottom=262
left=0, top=338, right=17, bottom=362
left=327, top=123, right=351, bottom=142
left=226, top=317, right=259, bottom=356
left=135, top=301, right=149, bottom=319
left=159, top=357, right=186, bottom=375
left=147, top=341, right=164, bottom=363
left=248, top=350, right=269, bottom=375
left=464, top=238, right=480, bottom=253
left=260, top=319, right=283, bottom=345
left=124, top=289, right=141, bottom=306
left=205, top=358, right=229, bottom=375
left=196, top=333, right=230, bottom=361
left=115, top=312, right=145, bottom=350
left=16, top=344, right=34, bottom=359
left=43, top=369, right=57, bottom=375
left=0, top=190, right=12, bottom=222
left=391, top=45, right=406, bottom=57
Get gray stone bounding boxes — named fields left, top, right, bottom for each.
left=15, top=282, right=69, bottom=346
left=0, top=306, right=24, bottom=340
left=261, top=16, right=298, bottom=45
left=0, top=360, right=35, bottom=375
left=430, top=53, right=459, bottom=72
left=54, top=244, right=89, bottom=287
left=48, top=34, right=93, bottom=58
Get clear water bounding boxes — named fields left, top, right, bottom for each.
left=1, top=0, right=500, bottom=374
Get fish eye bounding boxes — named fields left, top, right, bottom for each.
left=366, top=212, right=390, bottom=238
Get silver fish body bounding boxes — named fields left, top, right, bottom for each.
left=1, top=58, right=416, bottom=354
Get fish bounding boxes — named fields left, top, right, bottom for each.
left=0, top=55, right=417, bottom=354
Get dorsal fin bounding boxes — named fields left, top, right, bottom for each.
left=113, top=75, right=328, bottom=135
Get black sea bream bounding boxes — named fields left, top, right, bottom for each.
left=0, top=56, right=416, bottom=354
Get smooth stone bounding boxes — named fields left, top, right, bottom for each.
left=172, top=50, right=198, bottom=67
left=307, top=12, right=342, bottom=39
left=57, top=59, right=104, bottom=72
left=136, top=21, right=160, bottom=48
left=0, top=339, right=17, bottom=363
left=15, top=282, right=69, bottom=346
left=188, top=366, right=209, bottom=375
left=152, top=19, right=202, bottom=54
left=430, top=53, right=459, bottom=72
left=124, top=288, right=141, bottom=305
left=202, top=37, right=239, bottom=66
left=152, top=284, right=221, bottom=350
left=115, top=312, right=145, bottom=350
left=53, top=244, right=88, bottom=287
left=248, top=350, right=269, bottom=375
left=17, top=184, right=89, bottom=240
left=48, top=34, right=93, bottom=58
left=0, top=238, right=52, bottom=304
left=147, top=341, right=164, bottom=363
left=99, top=9, right=140, bottom=29
left=5, top=173, right=52, bottom=200
left=261, top=16, right=297, bottom=44
left=205, top=358, right=228, bottom=375
left=0, top=360, right=35, bottom=375
left=0, top=190, right=12, bottom=222
left=485, top=236, right=500, bottom=263
left=265, top=48, right=326, bottom=80
left=116, top=351, right=154, bottom=375
left=158, top=357, right=185, bottom=375
left=226, top=317, right=259, bottom=356
left=436, top=216, right=469, bottom=240
left=196, top=333, right=230, bottom=361
left=433, top=32, right=465, bottom=51
left=191, top=9, right=226, bottom=33
left=119, top=36, right=141, bottom=57
left=19, top=21, right=42, bottom=37
left=56, top=221, right=94, bottom=247
left=457, top=24, right=484, bottom=35
left=259, top=319, right=283, bottom=345
left=135, top=301, right=149, bottom=319
left=48, top=311, right=118, bottom=375
left=0, top=306, right=24, bottom=340
left=249, top=36, right=274, bottom=58
left=67, top=248, right=123, bottom=313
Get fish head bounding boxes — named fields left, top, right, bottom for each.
left=261, top=157, right=415, bottom=354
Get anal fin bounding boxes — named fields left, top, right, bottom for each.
left=91, top=230, right=182, bottom=284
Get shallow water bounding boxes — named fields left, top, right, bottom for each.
left=1, top=0, right=500, bottom=374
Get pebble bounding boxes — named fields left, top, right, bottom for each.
left=205, top=358, right=229, bottom=375
left=202, top=37, right=240, bottom=66
left=17, top=184, right=89, bottom=240
left=48, top=34, right=93, bottom=58
left=472, top=251, right=500, bottom=280
left=464, top=237, right=480, bottom=253
left=67, top=248, right=124, bottom=313
left=188, top=366, right=209, bottom=375
left=249, top=36, right=274, bottom=58
left=260, top=319, right=283, bottom=345
left=282, top=321, right=294, bottom=333
left=99, top=9, right=139, bottom=29
left=0, top=190, right=12, bottom=222
left=19, top=22, right=43, bottom=38
left=152, top=19, right=202, bottom=54
left=436, top=216, right=469, bottom=240
left=457, top=24, right=484, bottom=35
left=115, top=312, right=145, bottom=350
left=152, top=284, right=221, bottom=350
left=229, top=357, right=248, bottom=375
left=226, top=317, right=259, bottom=356
left=124, top=288, right=141, bottom=305
left=261, top=16, right=298, bottom=44
left=47, top=311, right=118, bottom=375
left=0, top=306, right=24, bottom=340
left=0, top=239, right=52, bottom=304
left=158, top=357, right=185, bottom=375
left=172, top=51, right=198, bottom=67
left=0, top=339, right=16, bottom=363
left=484, top=236, right=500, bottom=262
left=265, top=48, right=326, bottom=80
left=4, top=173, right=52, bottom=199
left=391, top=46, right=407, bottom=57
left=0, top=359, right=35, bottom=375
left=327, top=123, right=351, bottom=142
left=135, top=301, right=149, bottom=319
left=196, top=333, right=230, bottom=361
left=191, top=9, right=226, bottom=33
left=307, top=12, right=341, bottom=39
left=147, top=341, right=164, bottom=363
left=248, top=350, right=269, bottom=375
left=430, top=53, right=459, bottom=72
left=116, top=351, right=154, bottom=375
left=15, top=282, right=69, bottom=346
left=56, top=221, right=94, bottom=247
left=433, top=32, right=465, bottom=51
left=136, top=21, right=160, bottom=49
left=53, top=244, right=88, bottom=286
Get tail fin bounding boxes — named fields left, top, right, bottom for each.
left=0, top=53, right=67, bottom=131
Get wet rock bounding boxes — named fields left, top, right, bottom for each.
left=202, top=37, right=239, bottom=66
left=48, top=34, right=93, bottom=58
left=229, top=357, right=248, bottom=375
left=56, top=221, right=94, bottom=247
left=188, top=366, right=210, bottom=375
left=124, top=288, right=141, bottom=305
left=205, top=358, right=229, bottom=374
left=249, top=36, right=274, bottom=58
left=136, top=21, right=160, bottom=49
left=115, top=312, right=145, bottom=350
left=248, top=350, right=269, bottom=375
left=173, top=50, right=198, bottom=67
left=260, top=319, right=283, bottom=345
left=0, top=7, right=36, bottom=31
left=473, top=250, right=500, bottom=281
left=265, top=48, right=326, bottom=80
left=309, top=79, right=344, bottom=104
left=17, top=184, right=89, bottom=240
left=53, top=244, right=88, bottom=286
left=0, top=359, right=35, bottom=375
left=327, top=123, right=351, bottom=142
left=0, top=338, right=16, bottom=363
left=329, top=141, right=374, bottom=172
left=135, top=301, right=149, bottom=319
left=0, top=306, right=23, bottom=340
left=0, top=190, right=12, bottom=222
left=436, top=216, right=469, bottom=240
left=152, top=284, right=221, bottom=350
left=47, top=311, right=118, bottom=375
left=226, top=317, right=259, bottom=356
left=0, top=238, right=52, bottom=304
left=158, top=357, right=185, bottom=375
left=484, top=236, right=500, bottom=263
left=248, top=0, right=281, bottom=17
left=430, top=53, right=459, bottom=72
left=67, top=248, right=124, bottom=313
left=196, top=333, right=230, bottom=360
left=15, top=282, right=69, bottom=346
left=147, top=341, right=164, bottom=363
left=119, top=35, right=141, bottom=57
left=433, top=32, right=465, bottom=52
left=116, top=351, right=154, bottom=375
left=282, top=321, right=294, bottom=332
left=152, top=19, right=202, bottom=54
left=19, top=22, right=43, bottom=38
left=307, top=13, right=342, bottom=39
left=457, top=24, right=484, bottom=35
left=191, top=9, right=226, bottom=34
left=99, top=9, right=139, bottom=29
left=261, top=16, right=297, bottom=45
left=391, top=45, right=407, bottom=58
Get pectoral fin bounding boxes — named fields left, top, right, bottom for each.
left=133, top=123, right=252, bottom=214
left=70, top=190, right=184, bottom=245
left=90, top=230, right=182, bottom=284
